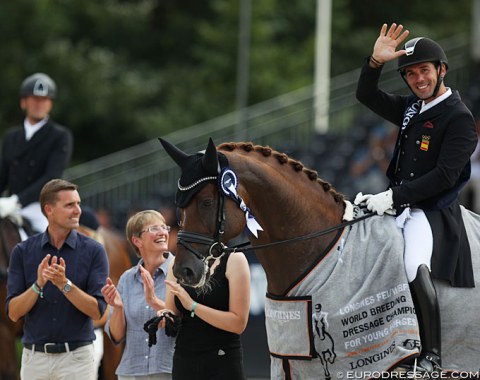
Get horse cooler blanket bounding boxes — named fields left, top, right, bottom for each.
left=266, top=208, right=419, bottom=379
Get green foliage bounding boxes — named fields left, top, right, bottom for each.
left=0, top=0, right=474, bottom=163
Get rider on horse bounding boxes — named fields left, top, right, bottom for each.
left=355, top=24, right=477, bottom=373
left=0, top=73, right=73, bottom=233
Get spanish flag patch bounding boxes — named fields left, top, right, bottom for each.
left=420, top=135, right=430, bottom=151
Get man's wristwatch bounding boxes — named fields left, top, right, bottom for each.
left=63, top=279, right=72, bottom=293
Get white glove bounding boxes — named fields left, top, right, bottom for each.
left=354, top=192, right=373, bottom=206
left=0, top=194, right=21, bottom=218
left=365, top=189, right=396, bottom=216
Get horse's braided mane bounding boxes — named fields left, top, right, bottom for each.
left=217, top=142, right=345, bottom=204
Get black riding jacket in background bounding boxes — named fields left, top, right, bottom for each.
left=0, top=120, right=73, bottom=206
left=356, top=58, right=478, bottom=287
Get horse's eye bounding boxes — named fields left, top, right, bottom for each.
left=201, top=198, right=214, bottom=208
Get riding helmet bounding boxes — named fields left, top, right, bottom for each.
left=19, top=73, right=57, bottom=99
left=397, top=37, right=448, bottom=72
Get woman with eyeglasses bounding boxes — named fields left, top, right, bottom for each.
left=101, top=210, right=175, bottom=380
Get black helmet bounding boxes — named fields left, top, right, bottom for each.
left=20, top=73, right=57, bottom=99
left=397, top=37, right=448, bottom=72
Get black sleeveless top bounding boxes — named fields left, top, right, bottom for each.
left=174, top=252, right=241, bottom=354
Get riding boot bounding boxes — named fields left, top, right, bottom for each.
left=22, top=217, right=36, bottom=236
left=408, top=264, right=442, bottom=373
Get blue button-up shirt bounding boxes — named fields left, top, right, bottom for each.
left=105, top=255, right=175, bottom=376
left=6, top=229, right=109, bottom=344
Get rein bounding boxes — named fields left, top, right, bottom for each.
left=177, top=197, right=376, bottom=261
left=228, top=211, right=375, bottom=253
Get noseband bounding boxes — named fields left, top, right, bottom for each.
left=176, top=189, right=228, bottom=266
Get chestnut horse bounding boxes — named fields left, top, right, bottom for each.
left=0, top=217, right=23, bottom=380
left=160, top=138, right=480, bottom=378
left=0, top=222, right=132, bottom=380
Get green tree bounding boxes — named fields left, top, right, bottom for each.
left=0, top=0, right=474, bottom=164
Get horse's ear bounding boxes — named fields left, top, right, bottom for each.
left=159, top=138, right=189, bottom=168
left=202, top=138, right=219, bottom=175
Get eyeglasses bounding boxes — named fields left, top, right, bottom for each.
left=140, top=225, right=171, bottom=235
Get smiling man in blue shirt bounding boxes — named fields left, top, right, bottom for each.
left=6, top=178, right=109, bottom=380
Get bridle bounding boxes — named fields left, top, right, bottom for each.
left=176, top=190, right=228, bottom=267
left=176, top=179, right=375, bottom=266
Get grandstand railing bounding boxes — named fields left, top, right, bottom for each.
left=64, top=34, right=469, bottom=210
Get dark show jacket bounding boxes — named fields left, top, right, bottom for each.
left=356, top=59, right=478, bottom=287
left=0, top=120, right=73, bottom=206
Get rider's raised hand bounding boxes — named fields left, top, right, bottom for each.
left=371, top=23, right=410, bottom=65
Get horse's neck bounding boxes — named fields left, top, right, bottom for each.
left=253, top=202, right=343, bottom=296
left=231, top=152, right=343, bottom=296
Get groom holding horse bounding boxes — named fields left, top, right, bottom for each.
left=355, top=23, right=477, bottom=374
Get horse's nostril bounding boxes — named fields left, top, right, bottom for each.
left=183, top=267, right=194, bottom=280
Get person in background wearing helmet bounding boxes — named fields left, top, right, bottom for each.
left=355, top=24, right=477, bottom=373
left=0, top=73, right=73, bottom=233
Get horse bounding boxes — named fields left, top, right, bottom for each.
left=159, top=138, right=480, bottom=379
left=0, top=216, right=24, bottom=380
left=0, top=219, right=132, bottom=380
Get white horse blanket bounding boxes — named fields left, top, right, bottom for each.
left=266, top=206, right=480, bottom=379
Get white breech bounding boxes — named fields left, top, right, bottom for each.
left=93, top=328, right=104, bottom=378
left=396, top=208, right=433, bottom=283
left=19, top=202, right=48, bottom=233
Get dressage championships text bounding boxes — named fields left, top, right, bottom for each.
left=337, top=370, right=480, bottom=379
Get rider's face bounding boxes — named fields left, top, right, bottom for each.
left=20, top=95, right=53, bottom=123
left=403, top=62, right=446, bottom=103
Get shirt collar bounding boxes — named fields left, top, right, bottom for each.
left=41, top=229, right=78, bottom=250
left=135, top=257, right=169, bottom=279
left=24, top=116, right=49, bottom=141
left=420, top=88, right=452, bottom=114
